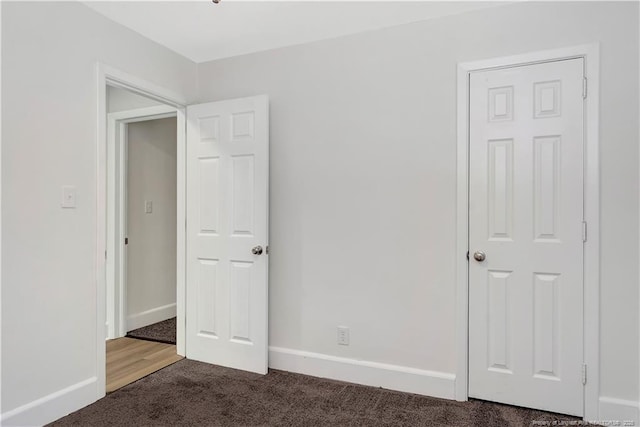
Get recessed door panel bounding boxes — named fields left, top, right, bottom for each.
left=533, top=273, right=560, bottom=380
left=198, top=158, right=219, bottom=235
left=487, top=270, right=511, bottom=373
left=534, top=136, right=561, bottom=241
left=488, top=139, right=514, bottom=241
left=197, top=258, right=219, bottom=338
left=231, top=155, right=255, bottom=236
left=535, top=81, right=562, bottom=119
left=231, top=112, right=255, bottom=142
left=229, top=261, right=253, bottom=344
left=488, top=86, right=514, bottom=122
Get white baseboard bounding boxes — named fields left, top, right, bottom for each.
left=1, top=377, right=97, bottom=426
left=595, top=397, right=639, bottom=425
left=126, top=303, right=176, bottom=332
left=268, top=346, right=455, bottom=400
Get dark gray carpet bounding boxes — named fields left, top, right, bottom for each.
left=126, top=317, right=176, bottom=345
left=50, top=359, right=581, bottom=426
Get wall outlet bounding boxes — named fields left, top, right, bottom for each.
left=337, top=326, right=350, bottom=346
left=145, top=200, right=153, bottom=214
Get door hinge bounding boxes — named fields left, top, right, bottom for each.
left=466, top=251, right=469, bottom=261
left=582, top=77, right=588, bottom=99
left=266, top=245, right=269, bottom=255
left=125, top=237, right=129, bottom=245
left=582, top=221, right=587, bottom=242
left=582, top=363, right=587, bottom=385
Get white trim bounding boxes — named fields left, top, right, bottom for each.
left=455, top=62, right=470, bottom=402
left=106, top=105, right=177, bottom=339
left=175, top=108, right=187, bottom=355
left=581, top=44, right=601, bottom=422
left=596, top=397, right=639, bottom=426
left=99, top=64, right=186, bottom=108
left=96, top=63, right=188, bottom=401
left=455, top=44, right=600, bottom=419
left=0, top=1, right=4, bottom=417
left=126, top=303, right=177, bottom=332
left=1, top=377, right=97, bottom=427
left=269, top=347, right=455, bottom=399
left=96, top=64, right=108, bottom=402
left=109, top=105, right=177, bottom=123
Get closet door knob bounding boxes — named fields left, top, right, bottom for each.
left=473, top=251, right=486, bottom=262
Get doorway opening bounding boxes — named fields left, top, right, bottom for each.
left=97, top=64, right=269, bottom=401
left=104, top=84, right=185, bottom=393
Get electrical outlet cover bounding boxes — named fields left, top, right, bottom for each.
left=337, top=326, right=350, bottom=346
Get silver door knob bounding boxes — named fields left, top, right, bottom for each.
left=252, top=246, right=263, bottom=255
left=473, top=251, right=486, bottom=262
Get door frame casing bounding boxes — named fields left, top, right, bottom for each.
left=96, top=63, right=187, bottom=400
left=106, top=105, right=178, bottom=340
left=455, top=44, right=600, bottom=419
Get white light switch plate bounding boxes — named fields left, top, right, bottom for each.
left=61, top=186, right=76, bottom=208
left=145, top=200, right=153, bottom=214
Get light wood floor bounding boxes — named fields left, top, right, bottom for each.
left=106, top=337, right=183, bottom=393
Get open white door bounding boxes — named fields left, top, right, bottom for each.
left=468, top=59, right=584, bottom=415
left=186, top=95, right=269, bottom=374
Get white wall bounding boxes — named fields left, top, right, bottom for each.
left=107, top=86, right=163, bottom=113
left=196, top=0, right=639, bottom=407
left=1, top=2, right=196, bottom=424
left=126, top=118, right=177, bottom=330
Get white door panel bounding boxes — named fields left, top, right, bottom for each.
left=186, top=95, right=269, bottom=374
left=469, top=59, right=584, bottom=416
